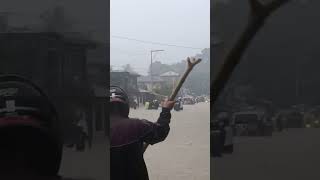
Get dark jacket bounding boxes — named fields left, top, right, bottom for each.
left=110, top=108, right=171, bottom=180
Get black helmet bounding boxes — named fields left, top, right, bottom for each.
left=110, top=86, right=129, bottom=117
left=110, top=86, right=129, bottom=104
left=0, top=74, right=62, bottom=176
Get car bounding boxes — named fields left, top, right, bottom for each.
left=304, top=106, right=320, bottom=128
left=286, top=110, right=304, bottom=128
left=145, top=100, right=160, bottom=110
left=195, top=96, right=206, bottom=103
left=183, top=97, right=195, bottom=105
left=232, top=110, right=273, bottom=137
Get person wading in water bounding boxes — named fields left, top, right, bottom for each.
left=110, top=86, right=175, bottom=180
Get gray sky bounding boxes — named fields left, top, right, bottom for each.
left=0, top=0, right=108, bottom=41
left=1, top=0, right=209, bottom=75
left=111, top=0, right=210, bottom=75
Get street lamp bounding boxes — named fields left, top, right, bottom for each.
left=150, top=49, right=164, bottom=91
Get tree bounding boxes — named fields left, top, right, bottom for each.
left=148, top=48, right=210, bottom=96
left=154, top=83, right=174, bottom=97
left=122, top=64, right=137, bottom=74
left=149, top=61, right=173, bottom=76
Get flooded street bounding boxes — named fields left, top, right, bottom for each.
left=59, top=135, right=108, bottom=180
left=130, top=102, right=210, bottom=180
left=213, top=128, right=320, bottom=180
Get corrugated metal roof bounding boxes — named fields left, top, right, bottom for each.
left=138, top=76, right=164, bottom=83
left=110, top=70, right=140, bottom=76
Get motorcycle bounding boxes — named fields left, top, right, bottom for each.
left=174, top=100, right=183, bottom=111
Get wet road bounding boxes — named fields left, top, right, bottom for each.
left=212, top=128, right=320, bottom=180
left=130, top=102, right=210, bottom=180
left=58, top=102, right=209, bottom=180
left=59, top=134, right=108, bottom=180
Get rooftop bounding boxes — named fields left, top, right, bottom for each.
left=138, top=76, right=164, bottom=83
left=160, top=71, right=180, bottom=77
left=111, top=70, right=140, bottom=77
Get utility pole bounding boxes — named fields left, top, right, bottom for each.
left=150, top=49, right=164, bottom=92
left=295, top=58, right=299, bottom=105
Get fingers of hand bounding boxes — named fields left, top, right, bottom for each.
left=163, top=101, right=175, bottom=109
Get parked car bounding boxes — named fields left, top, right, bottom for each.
left=304, top=106, right=320, bottom=128
left=232, top=110, right=273, bottom=137
left=286, top=110, right=304, bottom=128
left=145, top=100, right=160, bottom=110
left=183, top=97, right=195, bottom=105
left=195, top=96, right=206, bottom=103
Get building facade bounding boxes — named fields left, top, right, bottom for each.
left=110, top=71, right=140, bottom=106
left=0, top=31, right=106, bottom=143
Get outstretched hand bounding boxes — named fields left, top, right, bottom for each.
left=162, top=100, right=175, bottom=110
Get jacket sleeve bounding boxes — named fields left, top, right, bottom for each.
left=140, top=107, right=171, bottom=145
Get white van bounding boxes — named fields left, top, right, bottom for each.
left=232, top=110, right=272, bottom=136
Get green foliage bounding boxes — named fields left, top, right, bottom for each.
left=154, top=83, right=174, bottom=97
left=150, top=48, right=210, bottom=95
left=122, top=64, right=137, bottom=74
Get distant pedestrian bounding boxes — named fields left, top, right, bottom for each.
left=134, top=97, right=139, bottom=108
left=76, top=110, right=89, bottom=151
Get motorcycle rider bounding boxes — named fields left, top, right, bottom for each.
left=110, top=86, right=175, bottom=180
left=174, top=97, right=183, bottom=111
left=76, top=110, right=89, bottom=151
left=0, top=75, right=64, bottom=179
left=216, top=112, right=231, bottom=151
left=0, top=74, right=90, bottom=180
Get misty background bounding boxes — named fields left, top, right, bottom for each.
left=0, top=1, right=109, bottom=179
left=110, top=0, right=210, bottom=75
left=213, top=0, right=320, bottom=109
left=0, top=0, right=108, bottom=43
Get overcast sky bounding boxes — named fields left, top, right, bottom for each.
left=111, top=0, right=210, bottom=75
left=1, top=0, right=209, bottom=75
left=0, top=0, right=108, bottom=41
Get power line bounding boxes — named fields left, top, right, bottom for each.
left=111, top=65, right=148, bottom=70
left=110, top=47, right=147, bottom=56
left=111, top=35, right=203, bottom=50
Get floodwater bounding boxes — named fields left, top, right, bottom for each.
left=213, top=128, right=320, bottom=180
left=130, top=102, right=210, bottom=180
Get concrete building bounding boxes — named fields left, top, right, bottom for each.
left=110, top=70, right=140, bottom=106
left=87, top=43, right=108, bottom=136
left=137, top=75, right=165, bottom=92
left=0, top=31, right=101, bottom=143
left=160, top=71, right=180, bottom=86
